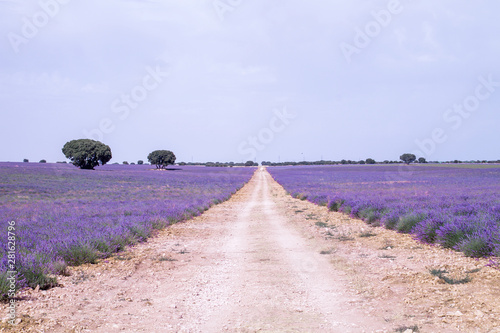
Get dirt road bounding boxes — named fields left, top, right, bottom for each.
left=3, top=168, right=500, bottom=332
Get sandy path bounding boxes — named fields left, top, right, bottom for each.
left=198, top=168, right=386, bottom=332
left=2, top=168, right=500, bottom=332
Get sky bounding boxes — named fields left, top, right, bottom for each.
left=1, top=0, right=499, bottom=164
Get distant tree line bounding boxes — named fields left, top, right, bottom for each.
left=262, top=157, right=500, bottom=167
left=261, top=159, right=407, bottom=166
left=178, top=161, right=258, bottom=167
left=261, top=160, right=382, bottom=167
left=22, top=142, right=500, bottom=169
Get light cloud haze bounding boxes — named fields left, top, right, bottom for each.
left=1, top=0, right=499, bottom=163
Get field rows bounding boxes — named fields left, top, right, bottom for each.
left=269, top=165, right=500, bottom=260
left=3, top=163, right=500, bottom=301
left=0, top=163, right=255, bottom=297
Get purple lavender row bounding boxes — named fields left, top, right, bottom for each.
left=268, top=165, right=500, bottom=258
left=0, top=163, right=255, bottom=296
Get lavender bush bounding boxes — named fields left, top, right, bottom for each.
left=0, top=163, right=254, bottom=298
left=268, top=164, right=500, bottom=258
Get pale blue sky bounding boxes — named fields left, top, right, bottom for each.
left=1, top=0, right=499, bottom=163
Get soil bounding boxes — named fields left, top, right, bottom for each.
left=2, top=168, right=500, bottom=332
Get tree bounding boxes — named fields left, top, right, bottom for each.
left=39, top=159, right=47, bottom=163
left=418, top=157, right=427, bottom=164
left=400, top=153, right=417, bottom=165
left=123, top=161, right=129, bottom=165
left=147, top=150, right=176, bottom=169
left=23, top=159, right=29, bottom=163
left=245, top=160, right=256, bottom=167
left=137, top=160, right=144, bottom=165
left=62, top=139, right=112, bottom=170
left=365, top=158, right=376, bottom=165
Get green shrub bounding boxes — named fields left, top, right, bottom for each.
left=342, top=205, right=352, bottom=215
left=59, top=244, right=99, bottom=266
left=313, top=196, right=328, bottom=206
left=0, top=272, right=12, bottom=302
left=329, top=200, right=344, bottom=212
left=128, top=226, right=151, bottom=242
left=359, top=207, right=380, bottom=224
left=459, top=238, right=493, bottom=258
left=18, top=265, right=58, bottom=290
left=439, top=229, right=467, bottom=249
left=151, top=219, right=167, bottom=230
left=295, top=193, right=307, bottom=200
left=93, top=239, right=111, bottom=255
left=396, top=213, right=426, bottom=233
left=108, top=236, right=128, bottom=252
left=384, top=215, right=399, bottom=230
left=51, top=261, right=70, bottom=276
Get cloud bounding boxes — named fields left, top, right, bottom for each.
left=0, top=0, right=499, bottom=162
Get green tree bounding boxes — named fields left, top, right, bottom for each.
left=62, top=139, right=112, bottom=170
left=39, top=159, right=47, bottom=163
left=23, top=159, right=29, bottom=163
left=400, top=153, right=417, bottom=165
left=245, top=160, right=256, bottom=166
left=147, top=150, right=176, bottom=169
left=418, top=157, right=427, bottom=163
left=365, top=158, right=376, bottom=165
left=137, top=160, right=144, bottom=165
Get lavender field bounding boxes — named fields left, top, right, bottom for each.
left=0, top=163, right=254, bottom=296
left=268, top=165, right=500, bottom=259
